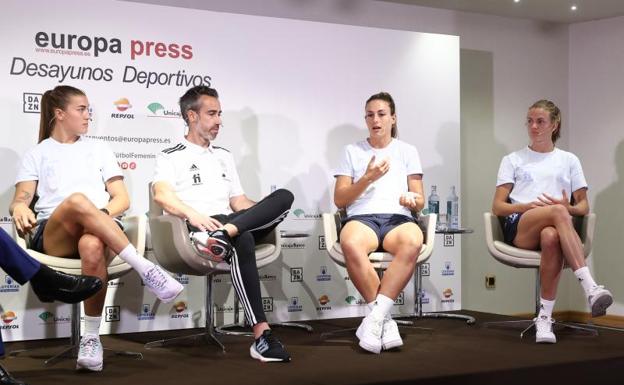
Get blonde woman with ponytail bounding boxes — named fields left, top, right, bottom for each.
left=492, top=99, right=613, bottom=344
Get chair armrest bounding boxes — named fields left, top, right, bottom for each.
left=322, top=213, right=339, bottom=251
left=11, top=223, right=28, bottom=250
left=122, top=215, right=147, bottom=256
left=576, top=213, right=595, bottom=258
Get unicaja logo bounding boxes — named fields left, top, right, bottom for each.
left=292, top=208, right=321, bottom=220
left=147, top=102, right=164, bottom=114
left=38, top=311, right=54, bottom=322
left=147, top=102, right=181, bottom=118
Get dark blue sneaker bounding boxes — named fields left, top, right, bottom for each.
left=250, top=330, right=291, bottom=363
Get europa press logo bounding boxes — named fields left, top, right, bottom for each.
left=147, top=102, right=181, bottom=118
left=111, top=98, right=134, bottom=119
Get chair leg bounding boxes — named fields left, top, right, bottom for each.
left=11, top=302, right=143, bottom=365
left=398, top=265, right=476, bottom=325
left=145, top=274, right=225, bottom=352
left=9, top=303, right=81, bottom=366
left=216, top=296, right=314, bottom=337
left=484, top=274, right=599, bottom=338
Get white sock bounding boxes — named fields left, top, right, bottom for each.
left=538, top=297, right=556, bottom=318
left=367, top=301, right=375, bottom=312
left=118, top=244, right=153, bottom=276
left=574, top=266, right=597, bottom=295
left=370, top=294, right=395, bottom=319
left=84, top=315, right=101, bottom=337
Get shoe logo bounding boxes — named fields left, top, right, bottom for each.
left=189, top=164, right=199, bottom=171
left=256, top=339, right=269, bottom=354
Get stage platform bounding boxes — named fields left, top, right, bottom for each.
left=4, top=311, right=624, bottom=385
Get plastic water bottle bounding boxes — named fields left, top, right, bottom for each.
left=428, top=185, right=439, bottom=215
left=446, top=185, right=459, bottom=229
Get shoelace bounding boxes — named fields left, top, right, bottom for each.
left=589, top=285, right=606, bottom=298
left=80, top=337, right=101, bottom=357
left=533, top=316, right=555, bottom=332
left=260, top=332, right=284, bottom=350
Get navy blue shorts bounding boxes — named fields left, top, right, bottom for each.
left=502, top=212, right=523, bottom=245
left=30, top=218, right=124, bottom=253
left=342, top=213, right=415, bottom=251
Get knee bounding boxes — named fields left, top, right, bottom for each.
left=540, top=227, right=560, bottom=249
left=79, top=237, right=106, bottom=268
left=64, top=193, right=96, bottom=215
left=340, top=237, right=368, bottom=263
left=398, top=238, right=422, bottom=264
left=275, top=189, right=294, bottom=210
left=549, top=204, right=571, bottom=224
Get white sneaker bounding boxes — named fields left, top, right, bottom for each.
left=76, top=335, right=103, bottom=371
left=355, top=312, right=384, bottom=354
left=534, top=315, right=556, bottom=344
left=142, top=264, right=183, bottom=303
left=381, top=315, right=403, bottom=350
left=588, top=285, right=613, bottom=317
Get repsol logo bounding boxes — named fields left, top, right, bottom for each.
left=35, top=32, right=121, bottom=57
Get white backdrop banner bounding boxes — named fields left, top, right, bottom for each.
left=0, top=0, right=460, bottom=341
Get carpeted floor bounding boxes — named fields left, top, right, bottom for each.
left=3, top=311, right=624, bottom=385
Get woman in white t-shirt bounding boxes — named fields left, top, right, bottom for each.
left=334, top=92, right=424, bottom=354
left=9, top=85, right=182, bottom=372
left=493, top=99, right=613, bottom=344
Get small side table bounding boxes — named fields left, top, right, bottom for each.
left=409, top=225, right=476, bottom=324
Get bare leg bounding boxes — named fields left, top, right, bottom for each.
left=379, top=222, right=423, bottom=299
left=514, top=204, right=585, bottom=270
left=340, top=221, right=380, bottom=303
left=42, top=193, right=131, bottom=257
left=78, top=234, right=116, bottom=316
left=538, top=227, right=564, bottom=300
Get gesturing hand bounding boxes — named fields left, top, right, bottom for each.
left=363, top=155, right=390, bottom=183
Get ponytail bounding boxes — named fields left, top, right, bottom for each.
left=38, top=85, right=86, bottom=143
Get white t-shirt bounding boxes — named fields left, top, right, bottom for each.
left=15, top=136, right=122, bottom=221
left=153, top=139, right=244, bottom=216
left=334, top=138, right=423, bottom=217
left=496, top=146, right=587, bottom=204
